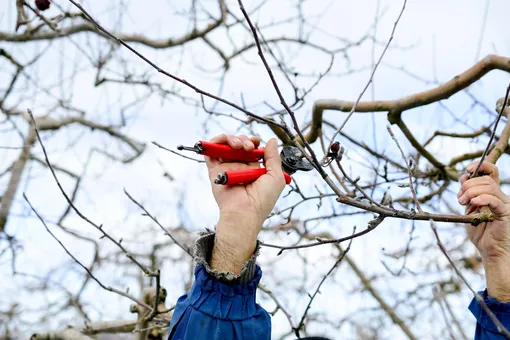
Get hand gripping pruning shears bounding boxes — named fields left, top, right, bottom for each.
left=177, top=141, right=314, bottom=185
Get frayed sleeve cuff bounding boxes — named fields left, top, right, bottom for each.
left=194, top=231, right=260, bottom=285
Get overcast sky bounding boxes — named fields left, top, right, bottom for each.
left=2, top=0, right=510, bottom=338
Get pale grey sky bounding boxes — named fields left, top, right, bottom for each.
left=1, top=0, right=510, bottom=338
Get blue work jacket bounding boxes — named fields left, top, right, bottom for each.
left=470, top=290, right=510, bottom=339
left=168, top=264, right=270, bottom=339
left=168, top=265, right=510, bottom=339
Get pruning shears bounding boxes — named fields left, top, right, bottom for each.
left=177, top=141, right=314, bottom=185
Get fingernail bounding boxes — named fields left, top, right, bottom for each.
left=244, top=141, right=252, bottom=148
left=457, top=191, right=462, bottom=198
left=458, top=195, right=466, bottom=204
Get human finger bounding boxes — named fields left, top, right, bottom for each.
left=458, top=184, right=508, bottom=206
left=458, top=176, right=500, bottom=199
left=262, top=138, right=285, bottom=185
left=209, top=133, right=228, bottom=144
left=237, top=135, right=255, bottom=152
left=205, top=133, right=228, bottom=170
left=469, top=194, right=510, bottom=217
left=466, top=161, right=500, bottom=184
left=459, top=173, right=469, bottom=185
left=209, top=134, right=244, bottom=149
left=206, top=134, right=244, bottom=168
left=250, top=136, right=261, bottom=148
left=205, top=134, right=227, bottom=169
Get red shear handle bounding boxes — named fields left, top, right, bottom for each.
left=220, top=168, right=291, bottom=185
left=200, top=141, right=265, bottom=162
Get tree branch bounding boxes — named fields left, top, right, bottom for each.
left=308, top=55, right=510, bottom=143
left=0, top=128, right=35, bottom=232
left=4, top=0, right=227, bottom=49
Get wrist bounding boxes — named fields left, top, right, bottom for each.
left=483, top=256, right=510, bottom=302
left=216, top=212, right=261, bottom=246
left=210, top=214, right=261, bottom=275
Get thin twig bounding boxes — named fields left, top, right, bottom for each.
left=27, top=109, right=155, bottom=276
left=319, top=132, right=350, bottom=195
left=132, top=324, right=169, bottom=333
left=330, top=0, right=407, bottom=141
left=294, top=230, right=355, bottom=337
left=65, top=0, right=283, bottom=129
left=258, top=284, right=295, bottom=330
left=386, top=125, right=422, bottom=212
left=471, top=83, right=510, bottom=178
left=236, top=0, right=354, bottom=230
left=124, top=189, right=193, bottom=257
left=145, top=270, right=161, bottom=321
left=236, top=0, right=325, bottom=176
left=381, top=221, right=415, bottom=276
left=23, top=194, right=152, bottom=310
left=261, top=216, right=384, bottom=255
left=336, top=159, right=383, bottom=207
left=23, top=1, right=58, bottom=31
left=436, top=285, right=469, bottom=340
left=474, top=0, right=490, bottom=62
left=344, top=251, right=417, bottom=340
left=433, top=286, right=459, bottom=340
left=309, top=55, right=510, bottom=144
left=152, top=141, right=204, bottom=163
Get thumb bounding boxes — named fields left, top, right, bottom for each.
left=263, top=138, right=284, bottom=181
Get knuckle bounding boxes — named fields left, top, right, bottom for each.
left=479, top=193, right=489, bottom=201
left=462, top=180, right=474, bottom=192
left=490, top=185, right=498, bottom=194
left=488, top=179, right=500, bottom=191
left=214, top=133, right=227, bottom=142
left=461, top=181, right=469, bottom=191
left=275, top=171, right=285, bottom=186
left=279, top=179, right=286, bottom=189
left=463, top=188, right=472, bottom=199
left=464, top=188, right=476, bottom=199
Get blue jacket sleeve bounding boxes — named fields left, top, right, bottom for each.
left=167, top=264, right=271, bottom=340
left=469, top=290, right=510, bottom=339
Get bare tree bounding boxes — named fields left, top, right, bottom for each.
left=1, top=0, right=510, bottom=339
